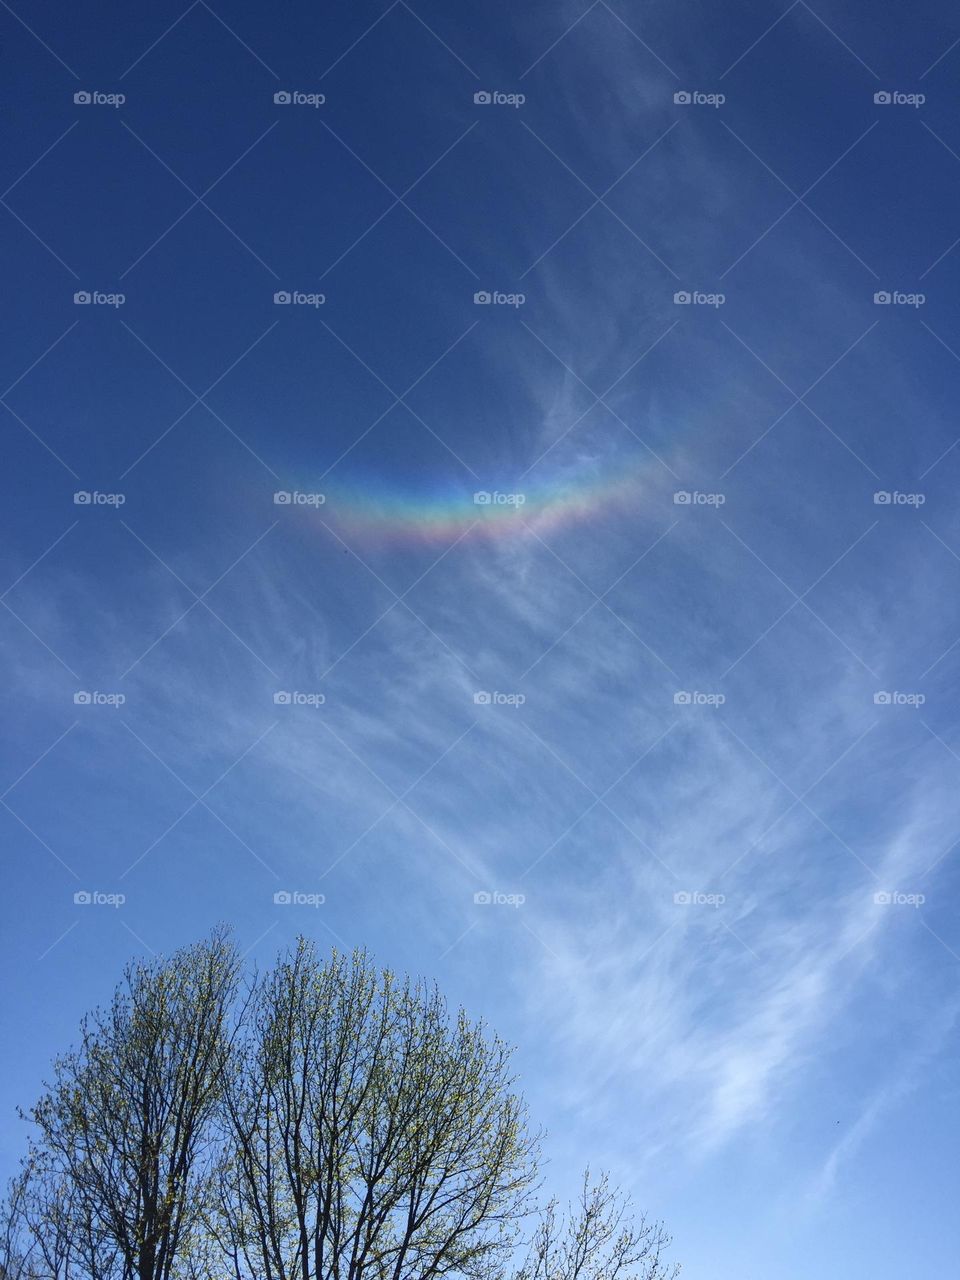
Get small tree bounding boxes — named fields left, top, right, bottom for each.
left=0, top=1169, right=35, bottom=1280
left=517, top=1172, right=678, bottom=1280
left=1, top=1162, right=92, bottom=1280
left=23, top=928, right=240, bottom=1280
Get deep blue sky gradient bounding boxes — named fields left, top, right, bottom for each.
left=2, top=3, right=960, bottom=1277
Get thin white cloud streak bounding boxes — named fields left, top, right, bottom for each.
left=807, top=992, right=960, bottom=1202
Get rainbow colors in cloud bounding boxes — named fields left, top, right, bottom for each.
left=294, top=457, right=651, bottom=544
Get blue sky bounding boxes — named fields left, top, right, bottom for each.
left=2, top=0, right=960, bottom=1275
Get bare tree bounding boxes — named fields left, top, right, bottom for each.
left=213, top=942, right=538, bottom=1280
left=23, top=929, right=240, bottom=1280
left=5, top=936, right=679, bottom=1280
left=516, top=1172, right=678, bottom=1280
left=0, top=1169, right=35, bottom=1280
left=0, top=1161, right=96, bottom=1280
